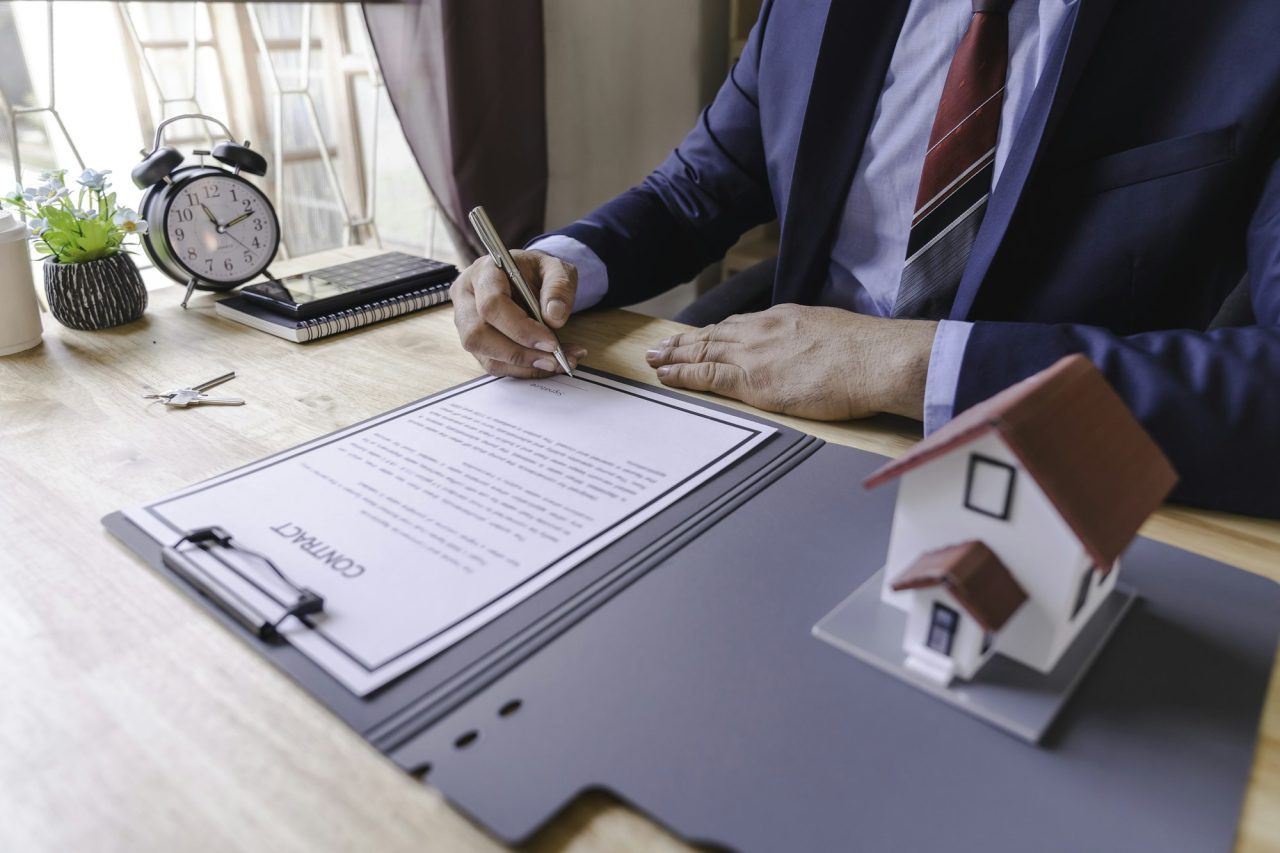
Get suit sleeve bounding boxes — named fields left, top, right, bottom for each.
left=953, top=152, right=1280, bottom=517
left=542, top=1, right=778, bottom=307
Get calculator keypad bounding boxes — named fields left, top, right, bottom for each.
left=309, top=253, right=452, bottom=290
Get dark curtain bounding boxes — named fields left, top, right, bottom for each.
left=363, top=0, right=548, bottom=261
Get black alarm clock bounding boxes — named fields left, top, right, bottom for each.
left=132, top=113, right=281, bottom=308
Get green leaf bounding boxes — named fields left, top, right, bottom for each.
left=42, top=206, right=76, bottom=232
left=72, top=218, right=115, bottom=261
left=41, top=233, right=71, bottom=262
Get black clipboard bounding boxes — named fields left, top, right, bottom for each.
left=104, top=370, right=1280, bottom=852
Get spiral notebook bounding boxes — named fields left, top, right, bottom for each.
left=216, top=282, right=452, bottom=342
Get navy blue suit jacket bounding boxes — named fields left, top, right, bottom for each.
left=552, top=0, right=1280, bottom=517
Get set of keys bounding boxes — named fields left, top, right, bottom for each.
left=144, top=371, right=245, bottom=408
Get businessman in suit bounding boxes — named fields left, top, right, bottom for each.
left=450, top=0, right=1280, bottom=517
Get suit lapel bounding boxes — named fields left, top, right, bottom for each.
left=774, top=0, right=910, bottom=306
left=948, top=0, right=1117, bottom=320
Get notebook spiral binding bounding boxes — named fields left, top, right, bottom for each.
left=299, top=286, right=452, bottom=342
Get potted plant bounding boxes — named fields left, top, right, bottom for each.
left=1, top=168, right=149, bottom=330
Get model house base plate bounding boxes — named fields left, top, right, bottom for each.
left=813, top=568, right=1136, bottom=743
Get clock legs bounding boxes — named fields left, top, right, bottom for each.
left=181, top=278, right=198, bottom=310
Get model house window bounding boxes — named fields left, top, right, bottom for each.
left=964, top=454, right=1016, bottom=520
left=1071, top=565, right=1094, bottom=620
left=926, top=603, right=959, bottom=656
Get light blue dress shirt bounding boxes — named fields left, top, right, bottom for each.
left=533, top=0, right=1077, bottom=433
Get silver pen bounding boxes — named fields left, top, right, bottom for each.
left=468, top=205, right=574, bottom=377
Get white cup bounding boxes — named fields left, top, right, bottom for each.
left=0, top=211, right=42, bottom=356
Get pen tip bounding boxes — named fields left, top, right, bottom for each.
left=553, top=349, right=574, bottom=378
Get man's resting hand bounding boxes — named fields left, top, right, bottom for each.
left=451, top=249, right=587, bottom=377
left=645, top=304, right=938, bottom=421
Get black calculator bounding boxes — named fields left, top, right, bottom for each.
left=238, top=252, right=458, bottom=319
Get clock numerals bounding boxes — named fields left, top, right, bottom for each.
left=166, top=174, right=276, bottom=284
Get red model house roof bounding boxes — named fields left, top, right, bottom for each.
left=891, top=541, right=1028, bottom=632
left=865, top=355, right=1178, bottom=571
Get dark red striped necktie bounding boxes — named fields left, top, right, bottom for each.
left=894, top=0, right=1014, bottom=319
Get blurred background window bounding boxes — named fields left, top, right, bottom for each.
left=1, top=0, right=763, bottom=320
left=0, top=1, right=459, bottom=274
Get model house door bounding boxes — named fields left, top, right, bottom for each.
left=926, top=603, right=959, bottom=656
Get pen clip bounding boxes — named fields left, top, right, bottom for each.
left=468, top=206, right=509, bottom=269
left=468, top=205, right=543, bottom=323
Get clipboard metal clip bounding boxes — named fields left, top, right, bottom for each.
left=163, top=526, right=325, bottom=641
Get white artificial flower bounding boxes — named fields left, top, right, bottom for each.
left=76, top=168, right=111, bottom=192
left=27, top=217, right=48, bottom=236
left=74, top=208, right=98, bottom=220
left=113, top=208, right=148, bottom=235
left=26, top=182, right=70, bottom=204
left=37, top=169, right=66, bottom=185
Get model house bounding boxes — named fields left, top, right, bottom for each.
left=863, top=355, right=1178, bottom=685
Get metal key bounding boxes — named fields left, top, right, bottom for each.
left=165, top=389, right=245, bottom=407
left=144, top=371, right=245, bottom=407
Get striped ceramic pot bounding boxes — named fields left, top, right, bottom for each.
left=43, top=253, right=147, bottom=330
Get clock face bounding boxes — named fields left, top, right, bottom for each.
left=163, top=174, right=279, bottom=284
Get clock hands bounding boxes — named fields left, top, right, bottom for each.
left=221, top=228, right=252, bottom=253
left=199, top=202, right=255, bottom=235
left=221, top=209, right=254, bottom=230
left=195, top=202, right=256, bottom=252
left=217, top=209, right=257, bottom=253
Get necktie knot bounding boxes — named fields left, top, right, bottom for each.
left=973, top=0, right=1014, bottom=13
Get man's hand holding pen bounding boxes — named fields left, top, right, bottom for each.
left=451, top=248, right=588, bottom=378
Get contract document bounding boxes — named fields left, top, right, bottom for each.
left=125, top=372, right=775, bottom=695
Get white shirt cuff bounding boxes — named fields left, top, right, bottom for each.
left=923, top=319, right=973, bottom=435
left=525, top=235, right=609, bottom=312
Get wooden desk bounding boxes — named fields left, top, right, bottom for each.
left=2, top=248, right=1276, bottom=852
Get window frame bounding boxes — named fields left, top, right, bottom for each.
left=963, top=453, right=1017, bottom=521
left=926, top=602, right=960, bottom=657
left=1071, top=564, right=1095, bottom=620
